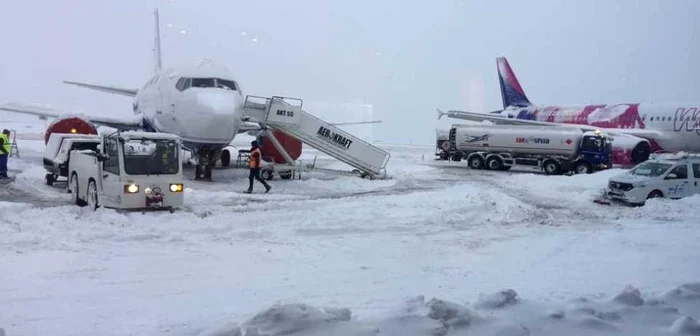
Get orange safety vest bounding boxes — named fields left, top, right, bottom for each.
left=249, top=148, right=261, bottom=168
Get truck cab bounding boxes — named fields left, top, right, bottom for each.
left=576, top=130, right=613, bottom=173
left=604, top=152, right=700, bottom=205
left=67, top=131, right=185, bottom=211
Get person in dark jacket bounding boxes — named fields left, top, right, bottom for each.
left=245, top=140, right=271, bottom=193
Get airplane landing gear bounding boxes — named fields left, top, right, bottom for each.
left=193, top=148, right=221, bottom=181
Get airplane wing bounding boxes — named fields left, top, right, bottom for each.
left=438, top=108, right=668, bottom=141
left=0, top=102, right=142, bottom=130
left=63, top=80, right=138, bottom=97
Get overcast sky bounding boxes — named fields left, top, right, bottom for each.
left=2, top=0, right=699, bottom=144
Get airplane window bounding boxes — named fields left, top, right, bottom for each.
left=191, top=78, right=216, bottom=88
left=186, top=78, right=238, bottom=91
left=175, top=77, right=191, bottom=91
left=216, top=79, right=237, bottom=91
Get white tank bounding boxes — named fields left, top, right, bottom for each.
left=452, top=124, right=584, bottom=157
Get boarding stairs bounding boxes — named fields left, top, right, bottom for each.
left=241, top=96, right=390, bottom=179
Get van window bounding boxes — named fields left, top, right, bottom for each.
left=693, top=163, right=700, bottom=178
left=667, top=164, right=688, bottom=179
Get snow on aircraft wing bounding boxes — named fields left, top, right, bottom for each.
left=0, top=102, right=142, bottom=130
left=438, top=108, right=667, bottom=141
left=63, top=81, right=138, bottom=97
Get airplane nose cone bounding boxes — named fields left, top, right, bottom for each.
left=196, top=91, right=239, bottom=115
left=171, top=91, right=241, bottom=144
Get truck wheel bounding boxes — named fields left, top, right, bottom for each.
left=45, top=173, right=54, bottom=186
left=87, top=179, right=99, bottom=210
left=574, top=161, right=592, bottom=174
left=468, top=156, right=484, bottom=169
left=70, top=173, right=86, bottom=207
left=543, top=160, right=562, bottom=175
left=486, top=156, right=503, bottom=170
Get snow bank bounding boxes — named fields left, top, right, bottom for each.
left=203, top=283, right=700, bottom=336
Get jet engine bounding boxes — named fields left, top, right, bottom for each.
left=609, top=134, right=651, bottom=166
left=44, top=116, right=98, bottom=144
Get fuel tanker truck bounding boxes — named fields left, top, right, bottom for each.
left=446, top=124, right=613, bottom=175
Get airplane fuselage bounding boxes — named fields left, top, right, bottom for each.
left=132, top=62, right=244, bottom=153
left=497, top=103, right=700, bottom=153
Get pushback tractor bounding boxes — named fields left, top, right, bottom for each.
left=67, top=131, right=185, bottom=211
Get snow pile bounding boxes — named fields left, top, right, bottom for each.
left=474, top=288, right=519, bottom=309
left=670, top=316, right=700, bottom=335
left=199, top=283, right=700, bottom=336
left=629, top=195, right=700, bottom=222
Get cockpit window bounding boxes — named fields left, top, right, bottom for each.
left=175, top=77, right=191, bottom=91
left=191, top=78, right=216, bottom=88
left=176, top=77, right=238, bottom=91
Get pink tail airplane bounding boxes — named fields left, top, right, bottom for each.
left=438, top=57, right=700, bottom=166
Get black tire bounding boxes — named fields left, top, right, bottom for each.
left=647, top=190, right=663, bottom=199
left=486, top=156, right=503, bottom=170
left=70, top=173, right=87, bottom=207
left=280, top=171, right=293, bottom=180
left=220, top=149, right=231, bottom=167
left=87, top=179, right=99, bottom=210
left=543, top=160, right=562, bottom=175
left=45, top=173, right=54, bottom=186
left=468, top=156, right=484, bottom=169
left=574, top=161, right=592, bottom=174
left=261, top=169, right=274, bottom=181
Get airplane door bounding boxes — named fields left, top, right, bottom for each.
left=101, top=137, right=123, bottom=207
left=693, top=163, right=700, bottom=195
left=663, top=164, right=692, bottom=199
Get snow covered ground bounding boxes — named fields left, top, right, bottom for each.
left=1, top=113, right=700, bottom=335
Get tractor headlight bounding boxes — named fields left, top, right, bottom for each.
left=169, top=183, right=183, bottom=192
left=124, top=184, right=139, bottom=194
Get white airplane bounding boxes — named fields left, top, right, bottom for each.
left=438, top=57, right=700, bottom=167
left=1, top=9, right=378, bottom=181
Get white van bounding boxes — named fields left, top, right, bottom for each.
left=604, top=152, right=700, bottom=205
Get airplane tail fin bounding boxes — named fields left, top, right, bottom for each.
left=497, top=57, right=531, bottom=108
left=153, top=8, right=163, bottom=74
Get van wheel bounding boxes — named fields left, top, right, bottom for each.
left=280, top=171, right=293, bottom=180
left=647, top=190, right=663, bottom=199
left=87, top=179, right=99, bottom=210
left=468, top=156, right=484, bottom=169
left=574, top=161, right=592, bottom=174
left=45, top=173, right=55, bottom=186
left=543, top=160, right=562, bottom=175
left=486, top=156, right=503, bottom=170
left=70, top=173, right=86, bottom=207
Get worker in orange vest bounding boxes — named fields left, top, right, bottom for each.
left=245, top=140, right=271, bottom=194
